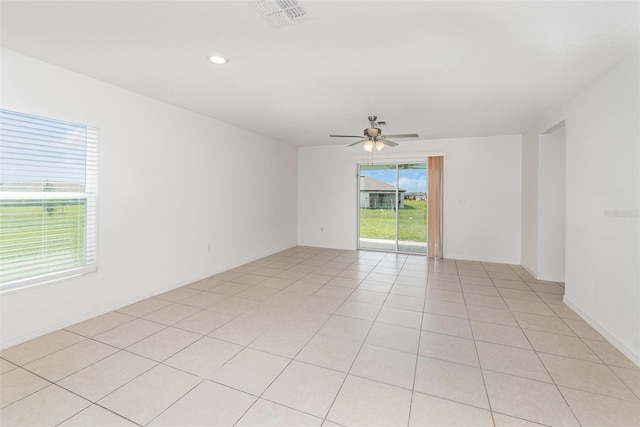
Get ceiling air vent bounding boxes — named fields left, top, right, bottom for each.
left=251, top=0, right=312, bottom=29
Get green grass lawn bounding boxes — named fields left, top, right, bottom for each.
left=360, top=200, right=427, bottom=242
left=0, top=202, right=85, bottom=282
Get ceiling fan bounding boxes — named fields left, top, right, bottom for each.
left=330, top=115, right=419, bottom=152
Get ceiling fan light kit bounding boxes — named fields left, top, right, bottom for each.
left=329, top=115, right=419, bottom=152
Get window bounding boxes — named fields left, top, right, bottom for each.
left=0, top=110, right=98, bottom=291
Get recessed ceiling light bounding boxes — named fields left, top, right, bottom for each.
left=207, top=54, right=228, bottom=65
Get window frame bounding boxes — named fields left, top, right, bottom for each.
left=0, top=109, right=98, bottom=293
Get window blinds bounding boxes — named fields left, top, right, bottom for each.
left=0, top=110, right=98, bottom=291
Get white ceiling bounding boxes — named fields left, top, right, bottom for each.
left=1, top=1, right=638, bottom=147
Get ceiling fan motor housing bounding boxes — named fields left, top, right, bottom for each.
left=364, top=127, right=381, bottom=138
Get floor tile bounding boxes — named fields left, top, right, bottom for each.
left=385, top=294, right=424, bottom=312
left=209, top=317, right=270, bottom=346
left=163, top=337, right=242, bottom=377
left=236, top=399, right=323, bottom=427
left=327, top=375, right=412, bottom=427
left=610, top=365, right=640, bottom=398
left=93, top=318, right=166, bottom=348
left=318, top=315, right=372, bottom=342
left=497, top=288, right=541, bottom=302
left=0, top=330, right=85, bottom=365
left=467, top=305, right=517, bottom=326
left=327, top=277, right=361, bottom=289
left=263, top=361, right=345, bottom=418
left=58, top=404, right=138, bottom=426
left=492, top=279, right=530, bottom=290
left=582, top=338, right=639, bottom=369
left=512, top=311, right=575, bottom=335
left=0, top=367, right=50, bottom=409
left=65, top=312, right=134, bottom=337
left=504, top=299, right=556, bottom=316
left=267, top=291, right=309, bottom=307
left=491, top=413, right=547, bottom=426
left=117, top=298, right=171, bottom=317
left=0, top=359, right=17, bottom=375
left=210, top=282, right=251, bottom=296
left=424, top=300, right=468, bottom=318
left=179, top=290, right=230, bottom=309
left=187, top=277, right=226, bottom=292
left=560, top=386, right=640, bottom=427
left=142, top=303, right=202, bottom=326
left=209, top=348, right=289, bottom=395
left=547, top=303, right=582, bottom=320
left=249, top=327, right=314, bottom=358
left=126, top=327, right=200, bottom=362
left=471, top=321, right=532, bottom=349
left=428, top=280, right=462, bottom=292
left=347, top=289, right=387, bottom=306
left=476, top=341, right=551, bottom=382
left=155, top=286, right=203, bottom=303
left=426, top=288, right=465, bottom=303
left=0, top=385, right=90, bottom=426
left=464, top=293, right=508, bottom=309
left=315, top=285, right=353, bottom=300
left=298, top=295, right=343, bottom=314
left=366, top=322, right=420, bottom=354
left=461, top=284, right=501, bottom=297
left=98, top=364, right=199, bottom=425
left=258, top=277, right=295, bottom=290
left=213, top=297, right=262, bottom=315
left=414, top=356, right=489, bottom=409
left=459, top=273, right=492, bottom=283
left=58, top=350, right=156, bottom=401
left=377, top=307, right=423, bottom=329
left=173, top=309, right=235, bottom=335
left=149, top=380, right=255, bottom=426
left=390, top=284, right=426, bottom=298
left=483, top=370, right=579, bottom=426
left=335, top=301, right=381, bottom=321
left=539, top=353, right=637, bottom=400
left=419, top=331, right=479, bottom=367
left=524, top=329, right=600, bottom=362
left=421, top=313, right=473, bottom=339
left=296, top=334, right=361, bottom=373
left=232, top=273, right=268, bottom=286
left=350, top=344, right=416, bottom=389
left=409, top=392, right=493, bottom=427
left=3, top=249, right=637, bottom=427
left=25, top=339, right=117, bottom=382
left=562, top=318, right=605, bottom=341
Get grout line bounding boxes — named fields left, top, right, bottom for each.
left=456, top=259, right=496, bottom=426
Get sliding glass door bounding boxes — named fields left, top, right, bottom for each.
left=358, top=162, right=427, bottom=254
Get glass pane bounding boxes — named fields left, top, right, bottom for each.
left=398, top=163, right=427, bottom=254
left=0, top=199, right=86, bottom=283
left=358, top=164, right=397, bottom=252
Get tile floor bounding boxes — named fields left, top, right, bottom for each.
left=1, top=246, right=639, bottom=426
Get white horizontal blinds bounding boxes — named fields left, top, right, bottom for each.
left=0, top=110, right=98, bottom=290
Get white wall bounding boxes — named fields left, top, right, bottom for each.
left=0, top=49, right=298, bottom=349
left=298, top=135, right=522, bottom=264
left=538, top=125, right=566, bottom=282
left=522, top=52, right=640, bottom=364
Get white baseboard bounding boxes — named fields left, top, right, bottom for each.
left=443, top=253, right=520, bottom=265
left=563, top=296, right=640, bottom=368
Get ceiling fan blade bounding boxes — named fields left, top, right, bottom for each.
left=329, top=134, right=364, bottom=138
left=347, top=139, right=368, bottom=147
left=383, top=133, right=419, bottom=138
left=383, top=139, right=399, bottom=147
